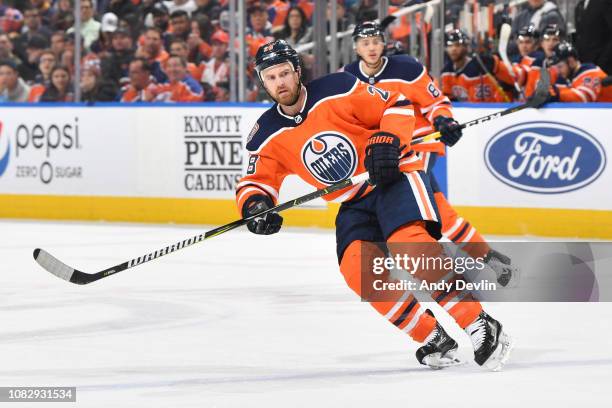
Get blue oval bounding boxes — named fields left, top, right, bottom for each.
left=484, top=121, right=606, bottom=194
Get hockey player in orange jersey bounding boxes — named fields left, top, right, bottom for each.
left=236, top=39, right=513, bottom=370
left=344, top=21, right=516, bottom=287
left=523, top=24, right=563, bottom=98
left=548, top=42, right=612, bottom=102
left=440, top=30, right=513, bottom=102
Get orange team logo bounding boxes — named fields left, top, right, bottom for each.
left=301, top=132, right=357, bottom=185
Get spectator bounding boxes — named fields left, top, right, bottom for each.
left=101, top=27, right=134, bottom=85
left=201, top=30, right=229, bottom=86
left=150, top=55, right=203, bottom=101
left=248, top=2, right=272, bottom=38
left=193, top=0, right=221, bottom=22
left=80, top=64, right=118, bottom=102
left=21, top=35, right=49, bottom=83
left=510, top=0, right=566, bottom=45
left=213, top=80, right=229, bottom=101
left=15, top=7, right=52, bottom=62
left=0, top=60, right=30, bottom=102
left=267, top=0, right=290, bottom=30
left=151, top=2, right=170, bottom=33
left=40, top=65, right=73, bottom=101
left=169, top=38, right=203, bottom=79
left=188, top=14, right=213, bottom=62
left=50, top=0, right=75, bottom=31
left=327, top=0, right=348, bottom=33
left=67, top=0, right=101, bottom=51
left=50, top=31, right=67, bottom=59
left=246, top=2, right=273, bottom=56
left=137, top=27, right=169, bottom=65
left=28, top=49, right=56, bottom=101
left=575, top=0, right=612, bottom=75
left=274, top=6, right=312, bottom=48
left=0, top=34, right=23, bottom=70
left=164, top=0, right=197, bottom=15
left=169, top=10, right=191, bottom=42
left=90, top=12, right=118, bottom=56
left=30, top=0, right=56, bottom=27
left=0, top=5, right=24, bottom=35
left=107, top=0, right=139, bottom=20
left=355, top=0, right=377, bottom=23
left=119, top=57, right=157, bottom=102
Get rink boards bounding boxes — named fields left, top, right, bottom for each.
left=0, top=102, right=610, bottom=238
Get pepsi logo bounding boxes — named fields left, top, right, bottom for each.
left=484, top=121, right=606, bottom=194
left=0, top=122, right=9, bottom=177
left=302, top=132, right=357, bottom=185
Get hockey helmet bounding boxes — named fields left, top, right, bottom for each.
left=445, top=29, right=469, bottom=46
left=517, top=24, right=540, bottom=40
left=352, top=20, right=385, bottom=43
left=254, top=40, right=300, bottom=80
left=550, top=41, right=578, bottom=64
left=542, top=24, right=563, bottom=39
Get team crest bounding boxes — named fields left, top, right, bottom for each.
left=301, top=132, right=357, bottom=185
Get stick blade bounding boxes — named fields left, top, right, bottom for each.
left=529, top=62, right=552, bottom=108
left=499, top=23, right=511, bottom=49
left=33, top=248, right=89, bottom=285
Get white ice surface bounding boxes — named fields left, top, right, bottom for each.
left=1, top=220, right=611, bottom=407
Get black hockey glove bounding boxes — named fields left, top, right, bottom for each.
left=364, top=131, right=403, bottom=186
left=433, top=116, right=463, bottom=147
left=242, top=195, right=283, bottom=235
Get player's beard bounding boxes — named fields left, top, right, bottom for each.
left=272, top=79, right=301, bottom=106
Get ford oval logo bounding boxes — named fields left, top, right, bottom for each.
left=484, top=121, right=606, bottom=194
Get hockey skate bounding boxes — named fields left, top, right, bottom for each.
left=484, top=249, right=519, bottom=287
left=416, top=318, right=465, bottom=370
left=465, top=311, right=513, bottom=371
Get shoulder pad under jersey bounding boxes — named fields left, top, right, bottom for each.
left=385, top=54, right=426, bottom=82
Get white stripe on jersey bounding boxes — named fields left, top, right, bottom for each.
left=383, top=107, right=415, bottom=116
left=444, top=217, right=464, bottom=237
left=236, top=180, right=279, bottom=200
left=402, top=307, right=425, bottom=334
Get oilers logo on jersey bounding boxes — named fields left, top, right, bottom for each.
left=301, top=132, right=357, bottom=184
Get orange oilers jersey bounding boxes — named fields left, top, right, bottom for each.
left=441, top=58, right=511, bottom=103
left=343, top=55, right=452, bottom=155
left=523, top=52, right=556, bottom=98
left=150, top=76, right=204, bottom=102
left=507, top=50, right=546, bottom=90
left=554, top=63, right=612, bottom=102
left=236, top=72, right=420, bottom=212
left=119, top=82, right=158, bottom=102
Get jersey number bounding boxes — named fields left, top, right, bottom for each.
left=427, top=82, right=441, bottom=98
left=367, top=85, right=390, bottom=101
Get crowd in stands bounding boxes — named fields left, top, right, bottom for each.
left=0, top=0, right=610, bottom=103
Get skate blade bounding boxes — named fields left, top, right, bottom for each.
left=484, top=331, right=514, bottom=372
left=423, top=350, right=467, bottom=370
